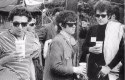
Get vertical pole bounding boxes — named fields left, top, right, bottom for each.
left=76, top=0, right=79, bottom=41
left=65, top=0, right=67, bottom=10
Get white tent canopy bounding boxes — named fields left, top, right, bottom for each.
left=0, top=0, right=65, bottom=12
left=25, top=0, right=43, bottom=5
left=0, top=0, right=44, bottom=12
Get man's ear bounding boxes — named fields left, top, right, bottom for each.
left=59, top=23, right=63, bottom=29
left=111, top=14, right=116, bottom=20
left=59, top=23, right=62, bottom=27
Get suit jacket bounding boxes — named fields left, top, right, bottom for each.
left=43, top=33, right=79, bottom=80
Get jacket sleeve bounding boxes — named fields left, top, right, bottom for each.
left=27, top=32, right=42, bottom=59
left=108, top=38, right=124, bottom=69
left=31, top=45, right=41, bottom=59
left=49, top=41, right=74, bottom=77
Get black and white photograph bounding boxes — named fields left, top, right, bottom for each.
left=0, top=0, right=124, bottom=80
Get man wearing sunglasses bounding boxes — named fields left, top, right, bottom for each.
left=27, top=18, right=43, bottom=80
left=82, top=0, right=124, bottom=80
left=0, top=7, right=41, bottom=80
left=27, top=18, right=36, bottom=33
left=43, top=10, right=87, bottom=80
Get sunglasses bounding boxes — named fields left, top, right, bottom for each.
left=13, top=22, right=28, bottom=27
left=95, top=14, right=107, bottom=18
left=29, top=23, right=36, bottom=27
left=65, top=22, right=77, bottom=27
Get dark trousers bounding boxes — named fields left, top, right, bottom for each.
left=33, top=57, right=43, bottom=80
left=88, top=75, right=109, bottom=80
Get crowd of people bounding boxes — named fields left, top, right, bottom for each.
left=0, top=0, right=124, bottom=80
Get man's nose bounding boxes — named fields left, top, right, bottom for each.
left=73, top=25, right=76, bottom=28
left=18, top=24, right=23, bottom=29
left=99, top=16, right=103, bottom=19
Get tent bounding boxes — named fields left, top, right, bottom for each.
left=0, top=0, right=44, bottom=12
left=0, top=0, right=66, bottom=12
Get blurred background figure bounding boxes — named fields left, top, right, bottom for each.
left=27, top=17, right=43, bottom=80
left=39, top=7, right=63, bottom=66
left=79, top=15, right=90, bottom=63
left=27, top=18, right=37, bottom=34
left=110, top=5, right=120, bottom=22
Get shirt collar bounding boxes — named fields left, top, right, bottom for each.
left=60, top=31, right=77, bottom=46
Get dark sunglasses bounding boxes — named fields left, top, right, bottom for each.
left=29, top=23, right=36, bottom=27
left=13, top=22, right=28, bottom=27
left=65, top=22, right=77, bottom=27
left=95, top=14, right=107, bottom=18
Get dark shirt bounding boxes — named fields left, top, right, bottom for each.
left=95, top=24, right=107, bottom=65
left=82, top=24, right=107, bottom=63
left=79, top=28, right=88, bottom=39
left=82, top=24, right=107, bottom=79
left=96, top=24, right=107, bottom=41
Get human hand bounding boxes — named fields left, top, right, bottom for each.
left=98, top=66, right=111, bottom=78
left=79, top=63, right=87, bottom=74
left=89, top=46, right=102, bottom=54
left=73, top=65, right=87, bottom=75
left=78, top=62, right=88, bottom=79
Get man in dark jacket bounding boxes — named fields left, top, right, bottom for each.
left=82, top=1, right=123, bottom=80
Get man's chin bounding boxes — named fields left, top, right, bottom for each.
left=99, top=23, right=105, bottom=25
left=71, top=32, right=75, bottom=35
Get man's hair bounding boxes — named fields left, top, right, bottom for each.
left=56, top=10, right=77, bottom=33
left=56, top=10, right=77, bottom=28
left=52, top=7, right=63, bottom=16
left=8, top=7, right=32, bottom=22
left=111, top=5, right=120, bottom=21
left=94, top=0, right=112, bottom=16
